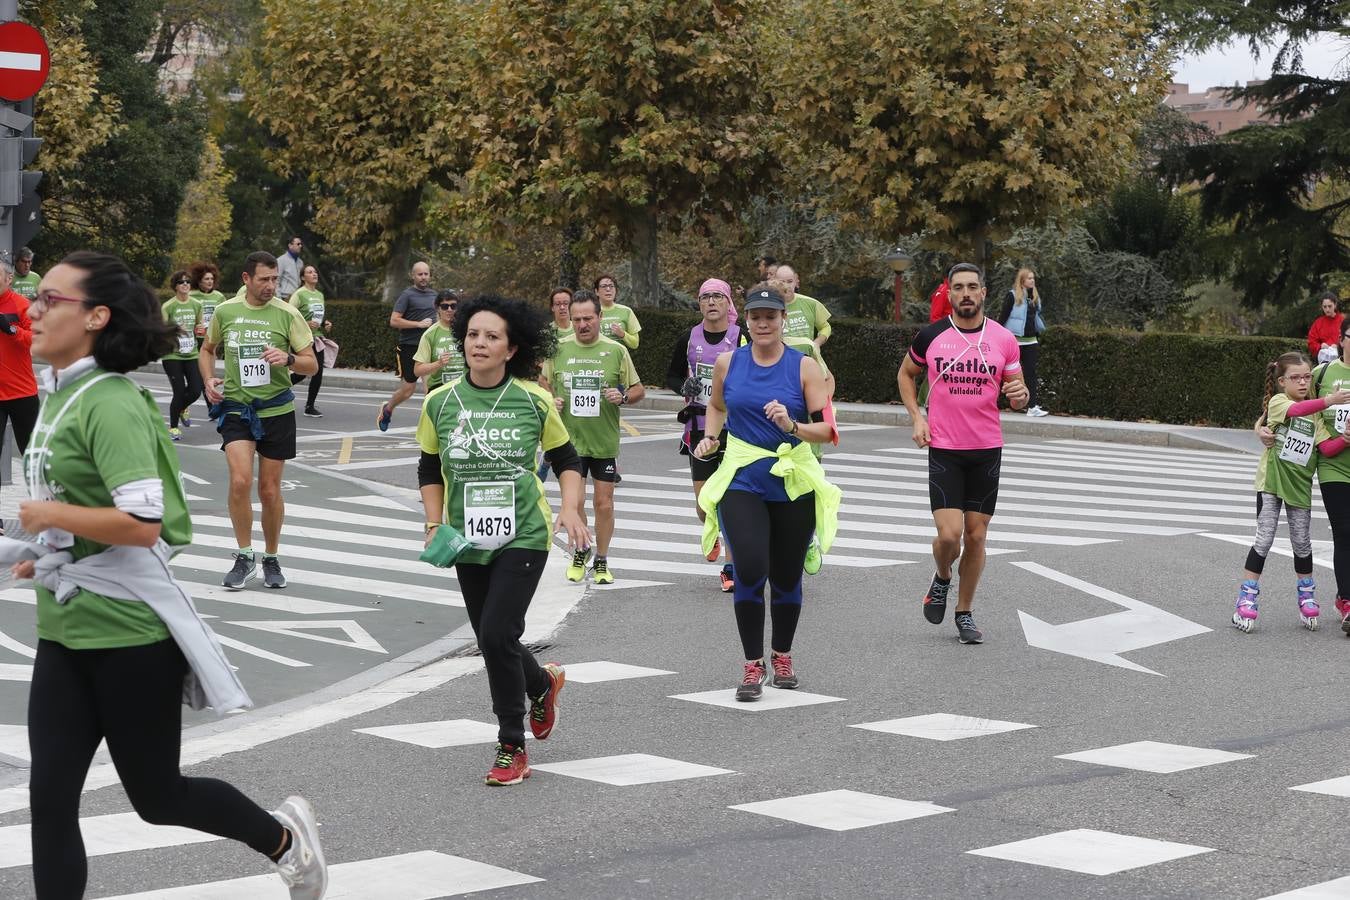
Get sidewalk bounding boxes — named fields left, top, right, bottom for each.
left=136, top=361, right=1264, bottom=456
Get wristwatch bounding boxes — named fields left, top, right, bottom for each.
left=285, top=352, right=296, bottom=367
left=619, top=390, right=629, bottom=405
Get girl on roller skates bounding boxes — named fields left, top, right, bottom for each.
left=1237, top=351, right=1350, bottom=633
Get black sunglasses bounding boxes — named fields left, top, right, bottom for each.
left=438, top=303, right=456, bottom=310
left=176, top=279, right=191, bottom=285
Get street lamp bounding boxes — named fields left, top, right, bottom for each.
left=885, top=248, right=913, bottom=323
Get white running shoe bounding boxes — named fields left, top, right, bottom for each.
left=1027, top=406, right=1049, bottom=417
left=272, top=795, right=328, bottom=899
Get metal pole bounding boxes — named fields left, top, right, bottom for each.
left=0, top=1, right=16, bottom=22
left=892, top=272, right=902, bottom=323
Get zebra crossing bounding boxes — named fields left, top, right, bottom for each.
left=543, top=438, right=1266, bottom=588
left=30, top=653, right=1350, bottom=898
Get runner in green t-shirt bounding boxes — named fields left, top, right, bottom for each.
left=288, top=264, right=330, bottom=417
left=548, top=287, right=574, bottom=342
left=160, top=270, right=204, bottom=440
left=594, top=273, right=641, bottom=349
left=775, top=264, right=832, bottom=347
left=416, top=294, right=589, bottom=787
left=542, top=293, right=645, bottom=585
left=414, top=289, right=465, bottom=390
left=188, top=261, right=226, bottom=337
left=10, top=247, right=38, bottom=299
left=200, top=251, right=317, bottom=592
left=18, top=250, right=328, bottom=894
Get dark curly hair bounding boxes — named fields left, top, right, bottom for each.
left=187, top=261, right=220, bottom=292
left=168, top=269, right=190, bottom=289
left=452, top=294, right=556, bottom=380
left=62, top=251, right=177, bottom=372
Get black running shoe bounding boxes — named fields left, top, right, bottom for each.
left=735, top=660, right=767, bottom=701
left=262, top=556, right=287, bottom=589
left=923, top=574, right=951, bottom=624
left=222, top=552, right=255, bottom=591
left=954, top=611, right=983, bottom=644
left=303, top=406, right=323, bottom=418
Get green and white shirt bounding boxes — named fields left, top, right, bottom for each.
left=1317, top=361, right=1350, bottom=486
left=190, top=289, right=226, bottom=329
left=161, top=297, right=203, bottom=361
left=784, top=293, right=831, bottom=341
left=550, top=322, right=574, bottom=343
left=413, top=322, right=464, bottom=389
left=416, top=377, right=570, bottom=564
left=600, top=303, right=641, bottom=350
left=206, top=297, right=313, bottom=417
left=1255, top=392, right=1328, bottom=508
left=25, top=364, right=192, bottom=649
left=543, top=335, right=641, bottom=458
left=290, top=286, right=325, bottom=328
left=10, top=272, right=38, bottom=300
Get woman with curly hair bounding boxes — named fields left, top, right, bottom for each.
left=416, top=294, right=590, bottom=786
left=187, top=261, right=226, bottom=334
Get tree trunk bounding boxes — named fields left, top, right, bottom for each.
left=380, top=185, right=424, bottom=304
left=559, top=220, right=582, bottom=290
left=626, top=205, right=660, bottom=308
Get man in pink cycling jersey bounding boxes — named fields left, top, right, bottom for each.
left=897, top=262, right=1029, bottom=644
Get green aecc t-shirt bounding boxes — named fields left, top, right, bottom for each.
left=26, top=368, right=192, bottom=648
left=161, top=297, right=203, bottom=360
left=414, top=322, right=465, bottom=389
left=206, top=297, right=313, bottom=417
left=416, top=377, right=570, bottom=565
left=543, top=335, right=641, bottom=459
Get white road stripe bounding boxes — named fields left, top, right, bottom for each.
left=214, top=634, right=310, bottom=668
left=604, top=534, right=999, bottom=564
left=0, top=812, right=219, bottom=870
left=1045, top=438, right=1257, bottom=462
left=824, top=458, right=1254, bottom=492
left=170, top=554, right=463, bottom=607
left=194, top=516, right=422, bottom=553
left=255, top=502, right=419, bottom=534
left=97, top=850, right=542, bottom=899
left=174, top=580, right=375, bottom=615
left=831, top=449, right=1252, bottom=480
left=187, top=532, right=446, bottom=577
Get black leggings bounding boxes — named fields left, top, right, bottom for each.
left=290, top=346, right=324, bottom=408
left=1320, top=481, right=1350, bottom=599
left=455, top=548, right=551, bottom=746
left=29, top=638, right=283, bottom=900
left=718, top=490, right=815, bottom=660
left=161, top=358, right=203, bottom=428
left=1020, top=341, right=1039, bottom=408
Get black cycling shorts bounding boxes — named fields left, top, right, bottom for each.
left=395, top=344, right=420, bottom=383
left=218, top=410, right=297, bottom=461
left=928, top=447, right=1002, bottom=515
left=683, top=428, right=724, bottom=482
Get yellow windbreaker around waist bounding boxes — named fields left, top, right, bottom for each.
left=697, top=433, right=841, bottom=557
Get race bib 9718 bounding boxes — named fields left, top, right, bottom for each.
left=238, top=344, right=270, bottom=387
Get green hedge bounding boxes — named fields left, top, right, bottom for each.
left=325, top=301, right=1304, bottom=428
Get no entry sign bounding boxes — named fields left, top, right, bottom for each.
left=0, top=22, right=49, bottom=103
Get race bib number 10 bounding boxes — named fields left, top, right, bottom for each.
left=238, top=344, right=270, bottom=387
left=464, top=481, right=516, bottom=550
left=696, top=362, right=714, bottom=406
left=570, top=374, right=602, bottom=418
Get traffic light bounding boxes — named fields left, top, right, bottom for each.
left=12, top=169, right=39, bottom=248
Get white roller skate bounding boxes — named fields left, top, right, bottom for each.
left=1232, top=581, right=1259, bottom=633
left=1298, top=577, right=1319, bottom=631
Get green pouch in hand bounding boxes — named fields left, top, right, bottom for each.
left=419, top=523, right=473, bottom=568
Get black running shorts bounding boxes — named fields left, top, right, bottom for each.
left=395, top=344, right=420, bottom=383
left=218, top=410, right=297, bottom=461
left=928, top=446, right=1002, bottom=515
left=579, top=456, right=619, bottom=482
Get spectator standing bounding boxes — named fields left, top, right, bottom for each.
left=276, top=237, right=303, bottom=301
left=0, top=258, right=37, bottom=480
left=377, top=261, right=438, bottom=431
left=997, top=268, right=1048, bottom=417
left=11, top=247, right=38, bottom=300
left=1308, top=291, right=1344, bottom=365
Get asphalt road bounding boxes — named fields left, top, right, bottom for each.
left=0, top=374, right=1347, bottom=899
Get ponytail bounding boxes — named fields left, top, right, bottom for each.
left=1259, top=361, right=1279, bottom=426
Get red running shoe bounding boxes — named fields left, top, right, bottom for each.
left=529, top=663, right=565, bottom=740
left=718, top=567, right=734, bottom=593
left=485, top=742, right=530, bottom=786
left=1337, top=596, right=1350, bottom=634
left=735, top=659, right=767, bottom=702
left=706, top=536, right=721, bottom=562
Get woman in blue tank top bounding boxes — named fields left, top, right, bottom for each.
left=693, top=284, right=836, bottom=701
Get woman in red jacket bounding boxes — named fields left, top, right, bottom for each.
left=1308, top=292, right=1344, bottom=364
left=0, top=258, right=38, bottom=464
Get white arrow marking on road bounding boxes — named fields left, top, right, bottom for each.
left=0, top=51, right=42, bottom=72
left=179, top=472, right=209, bottom=485
left=1013, top=562, right=1211, bottom=676
left=225, top=619, right=387, bottom=654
